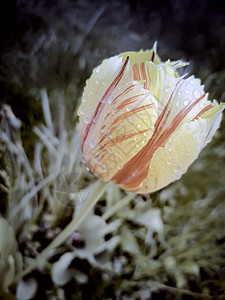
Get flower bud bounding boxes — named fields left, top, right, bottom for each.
left=78, top=43, right=224, bottom=193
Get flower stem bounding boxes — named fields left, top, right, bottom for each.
left=15, top=180, right=108, bottom=282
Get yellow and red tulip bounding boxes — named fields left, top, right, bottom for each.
left=78, top=43, right=224, bottom=193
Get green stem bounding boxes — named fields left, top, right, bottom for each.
left=15, top=180, right=108, bottom=282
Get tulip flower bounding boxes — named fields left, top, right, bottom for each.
left=78, top=43, right=224, bottom=193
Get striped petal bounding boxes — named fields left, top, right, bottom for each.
left=79, top=43, right=224, bottom=194
left=79, top=54, right=158, bottom=180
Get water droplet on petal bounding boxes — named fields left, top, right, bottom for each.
left=102, top=80, right=106, bottom=86
left=79, top=106, right=84, bottom=115
left=116, top=156, right=122, bottom=162
left=118, top=165, right=123, bottom=169
left=90, top=140, right=95, bottom=148
left=108, top=97, right=113, bottom=104
left=142, top=139, right=147, bottom=144
left=129, top=117, right=135, bottom=123
left=174, top=166, right=181, bottom=173
left=112, top=109, right=117, bottom=115
left=165, top=88, right=169, bottom=93
left=193, top=132, right=198, bottom=138
left=136, top=143, right=141, bottom=147
left=89, top=90, right=93, bottom=95
left=95, top=157, right=101, bottom=164
left=96, top=78, right=100, bottom=84
left=126, top=105, right=132, bottom=111
left=132, top=170, right=138, bottom=176
left=185, top=90, right=190, bottom=95
left=99, top=166, right=105, bottom=172
left=137, top=123, right=142, bottom=128
left=168, top=142, right=173, bottom=152
left=84, top=113, right=89, bottom=124
left=184, top=99, right=189, bottom=106
left=176, top=99, right=182, bottom=108
left=82, top=97, right=86, bottom=103
left=193, top=89, right=201, bottom=99
left=167, top=161, right=172, bottom=165
left=108, top=147, right=113, bottom=153
left=134, top=137, right=139, bottom=142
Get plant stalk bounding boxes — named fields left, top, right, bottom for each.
left=15, top=180, right=108, bottom=282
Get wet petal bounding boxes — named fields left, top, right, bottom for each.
left=80, top=54, right=158, bottom=180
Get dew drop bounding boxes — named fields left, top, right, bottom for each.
left=99, top=166, right=105, bottom=172
left=193, top=89, right=201, bottom=99
left=129, top=117, right=135, bottom=123
left=82, top=97, right=86, bottom=103
left=116, top=150, right=121, bottom=155
left=165, top=88, right=169, bottom=93
left=101, top=127, right=105, bottom=133
left=112, top=109, right=117, bottom=115
left=174, top=166, right=181, bottom=173
left=95, top=157, right=101, bottom=164
left=137, top=123, right=142, bottom=128
left=134, top=137, right=139, bottom=142
left=176, top=99, right=182, bottom=108
left=96, top=66, right=101, bottom=73
left=116, top=156, right=122, bottom=162
left=193, top=132, right=198, bottom=138
left=90, top=140, right=95, bottom=149
left=142, top=139, right=147, bottom=144
left=144, top=132, right=148, bottom=137
left=136, top=143, right=141, bottom=147
left=108, top=97, right=113, bottom=104
left=185, top=90, right=190, bottom=95
left=190, top=80, right=194, bottom=85
left=96, top=78, right=100, bottom=84
left=79, top=106, right=84, bottom=115
left=108, top=147, right=113, bottom=153
left=167, top=161, right=172, bottom=165
left=126, top=105, right=132, bottom=111
left=89, top=90, right=93, bottom=95
left=118, top=165, right=123, bottom=169
left=184, top=99, right=189, bottom=106
left=132, top=170, right=138, bottom=176
left=168, top=142, right=174, bottom=152
left=102, top=80, right=106, bottom=86
left=178, top=91, right=181, bottom=96
left=84, top=113, right=89, bottom=124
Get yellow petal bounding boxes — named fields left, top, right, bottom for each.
left=79, top=54, right=158, bottom=180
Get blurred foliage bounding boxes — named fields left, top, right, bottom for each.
left=0, top=0, right=225, bottom=299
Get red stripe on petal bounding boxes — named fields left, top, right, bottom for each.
left=191, top=104, right=213, bottom=121
left=111, top=88, right=207, bottom=191
left=81, top=56, right=130, bottom=150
